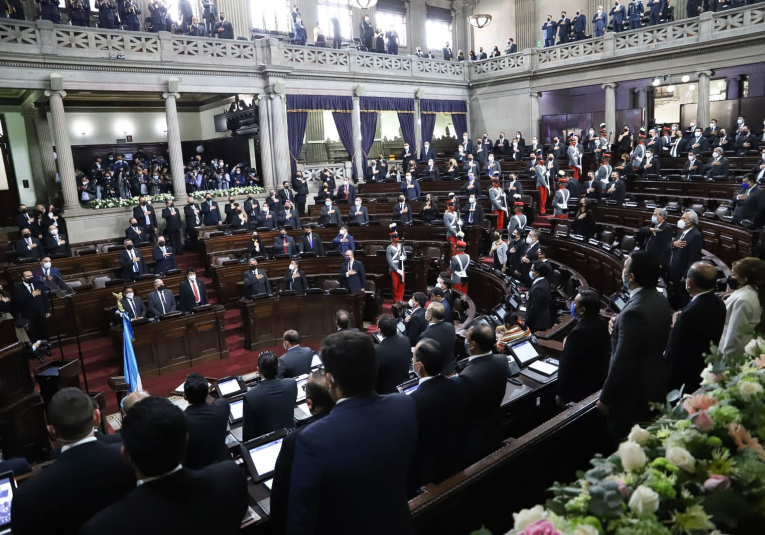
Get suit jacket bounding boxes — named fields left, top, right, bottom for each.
left=147, top=288, right=177, bottom=318
left=705, top=156, right=729, bottom=180
left=557, top=316, right=610, bottom=403
left=274, top=235, right=298, bottom=256
left=573, top=13, right=587, bottom=31
left=283, top=268, right=309, bottom=295
left=184, top=399, right=232, bottom=470
left=320, top=205, right=343, bottom=226
left=12, top=441, right=135, bottom=535
left=399, top=178, right=421, bottom=200
left=419, top=321, right=456, bottom=375
left=152, top=245, right=177, bottom=274
left=349, top=205, right=369, bottom=224
left=453, top=354, right=509, bottom=463
left=340, top=259, right=366, bottom=293
left=200, top=200, right=222, bottom=225
left=278, top=188, right=295, bottom=205
left=184, top=203, right=202, bottom=228
left=43, top=233, right=70, bottom=256
left=81, top=463, right=247, bottom=535
left=583, top=179, right=603, bottom=200
left=332, top=233, right=355, bottom=254
left=665, top=291, right=726, bottom=393
left=526, top=278, right=553, bottom=331
left=423, top=166, right=440, bottom=181
left=642, top=156, right=662, bottom=176
left=258, top=209, right=279, bottom=230
left=121, top=296, right=147, bottom=320
left=133, top=205, right=158, bottom=229
left=366, top=164, right=383, bottom=182
left=242, top=378, right=297, bottom=441
left=336, top=183, right=357, bottom=203
left=442, top=46, right=453, bottom=60
left=243, top=268, right=270, bottom=297
left=419, top=147, right=435, bottom=162
left=393, top=202, right=413, bottom=223
left=125, top=225, right=148, bottom=244
left=287, top=394, right=417, bottom=535
left=405, top=307, right=428, bottom=347
left=669, top=227, right=702, bottom=283
left=31, top=265, right=62, bottom=283
left=733, top=184, right=765, bottom=226
left=179, top=278, right=208, bottom=312
left=606, top=180, right=626, bottom=204
left=118, top=248, right=146, bottom=279
left=300, top=233, right=324, bottom=256
left=601, top=288, right=672, bottom=430
left=279, top=345, right=314, bottom=378
left=15, top=236, right=43, bottom=260
left=162, top=207, right=182, bottom=231
left=645, top=221, right=673, bottom=268
left=375, top=334, right=413, bottom=394
left=462, top=202, right=484, bottom=225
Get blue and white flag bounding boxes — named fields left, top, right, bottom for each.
left=122, top=314, right=142, bottom=393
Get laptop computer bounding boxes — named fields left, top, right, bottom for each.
left=215, top=376, right=247, bottom=399
left=0, top=471, right=17, bottom=535
left=508, top=339, right=540, bottom=367
left=240, top=430, right=288, bottom=517
left=295, top=375, right=309, bottom=403
left=228, top=397, right=245, bottom=425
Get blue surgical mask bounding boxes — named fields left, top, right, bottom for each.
left=464, top=339, right=470, bottom=353
left=622, top=272, right=629, bottom=288
left=529, top=272, right=535, bottom=280
left=742, top=182, right=750, bottom=190
left=570, top=302, right=577, bottom=318
left=651, top=216, right=658, bottom=224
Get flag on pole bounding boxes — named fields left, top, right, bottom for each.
left=122, top=314, right=142, bottom=393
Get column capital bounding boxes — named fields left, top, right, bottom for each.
left=602, top=82, right=618, bottom=90
left=634, top=87, right=648, bottom=94
left=44, top=89, right=67, bottom=99
left=695, top=70, right=714, bottom=78
left=725, top=75, right=741, bottom=82
left=530, top=92, right=542, bottom=99
left=162, top=92, right=180, bottom=100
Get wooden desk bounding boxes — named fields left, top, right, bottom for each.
left=238, top=292, right=365, bottom=351
left=540, top=235, right=624, bottom=299
left=306, top=199, right=495, bottom=218
left=109, top=305, right=229, bottom=378
left=211, top=255, right=430, bottom=305
left=627, top=179, right=739, bottom=200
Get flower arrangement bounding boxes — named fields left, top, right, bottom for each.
left=83, top=193, right=175, bottom=210
left=190, top=186, right=264, bottom=200
left=499, top=338, right=765, bottom=535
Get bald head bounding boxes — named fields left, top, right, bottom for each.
left=686, top=261, right=718, bottom=296
left=121, top=390, right=150, bottom=413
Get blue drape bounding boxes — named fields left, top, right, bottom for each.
left=361, top=96, right=415, bottom=149
left=397, top=113, right=416, bottom=149
left=332, top=111, right=356, bottom=180
left=452, top=113, right=468, bottom=140
left=420, top=113, right=436, bottom=145
left=287, top=110, right=307, bottom=176
left=421, top=99, right=468, bottom=140
left=360, top=112, right=378, bottom=176
left=287, top=94, right=353, bottom=111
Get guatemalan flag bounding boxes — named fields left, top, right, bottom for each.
left=122, top=314, right=142, bottom=393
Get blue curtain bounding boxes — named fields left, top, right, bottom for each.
left=332, top=112, right=356, bottom=181
left=360, top=112, right=378, bottom=176
left=420, top=113, right=436, bottom=145
left=421, top=99, right=468, bottom=140
left=287, top=111, right=307, bottom=176
left=361, top=96, right=415, bottom=149
left=397, top=113, right=416, bottom=149
left=287, top=94, right=353, bottom=112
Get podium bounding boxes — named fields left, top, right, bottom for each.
left=34, top=359, right=81, bottom=406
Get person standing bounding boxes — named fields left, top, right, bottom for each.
left=214, top=12, right=234, bottom=39
left=278, top=330, right=313, bottom=378
left=593, top=5, right=608, bottom=36
left=719, top=257, right=765, bottom=358
left=573, top=9, right=587, bottom=39
left=535, top=156, right=549, bottom=215
left=184, top=195, right=202, bottom=251
left=489, top=179, right=506, bottom=229
left=387, top=235, right=406, bottom=304
left=340, top=250, right=366, bottom=293
left=444, top=202, right=460, bottom=255
left=13, top=271, right=50, bottom=342
left=243, top=351, right=297, bottom=441
left=147, top=278, right=177, bottom=318
left=542, top=15, right=557, bottom=47
left=152, top=236, right=177, bottom=275
left=283, top=260, right=309, bottom=295
left=201, top=0, right=217, bottom=34
left=644, top=207, right=673, bottom=270
left=179, top=268, right=208, bottom=313
left=610, top=0, right=626, bottom=32
left=374, top=314, right=412, bottom=394
left=385, top=25, right=399, bottom=55
left=360, top=14, right=373, bottom=50
left=183, top=373, right=232, bottom=470
left=668, top=210, right=702, bottom=309
left=331, top=15, right=342, bottom=49
left=118, top=239, right=146, bottom=282
left=450, top=241, right=470, bottom=295
left=647, top=0, right=666, bottom=25
left=161, top=199, right=183, bottom=254
left=628, top=0, right=644, bottom=30
left=525, top=261, right=553, bottom=332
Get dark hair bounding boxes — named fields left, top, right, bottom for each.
left=48, top=387, right=95, bottom=441
left=321, top=332, right=377, bottom=397
left=377, top=314, right=398, bottom=338
left=305, top=370, right=335, bottom=414
left=733, top=257, right=765, bottom=307
left=468, top=323, right=495, bottom=353
left=284, top=330, right=300, bottom=345
left=413, top=292, right=428, bottom=306
left=335, top=309, right=350, bottom=329
left=257, top=351, right=279, bottom=379
left=186, top=267, right=196, bottom=275
left=532, top=260, right=552, bottom=278
left=627, top=251, right=660, bottom=289
left=184, top=373, right=209, bottom=405
left=121, top=397, right=187, bottom=477
left=415, top=338, right=444, bottom=376
left=539, top=245, right=550, bottom=257
left=431, top=287, right=444, bottom=298
left=576, top=288, right=601, bottom=317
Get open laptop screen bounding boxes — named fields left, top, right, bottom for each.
left=229, top=399, right=244, bottom=422
left=248, top=439, right=283, bottom=481
left=510, top=340, right=539, bottom=365
left=217, top=378, right=242, bottom=397
left=0, top=472, right=16, bottom=531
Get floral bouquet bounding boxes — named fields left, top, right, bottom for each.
left=190, top=186, right=264, bottom=200
left=84, top=193, right=174, bottom=210
left=500, top=338, right=765, bottom=535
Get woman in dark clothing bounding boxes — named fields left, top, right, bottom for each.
left=420, top=194, right=440, bottom=223
left=570, top=197, right=597, bottom=240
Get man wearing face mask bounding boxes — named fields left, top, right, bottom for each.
left=419, top=141, right=435, bottom=163
left=348, top=198, right=369, bottom=225
left=732, top=174, right=765, bottom=227
left=462, top=194, right=485, bottom=226
left=582, top=170, right=602, bottom=200
left=125, top=217, right=147, bottom=245
left=274, top=228, right=298, bottom=256
left=214, top=11, right=234, bottom=39
left=449, top=241, right=471, bottom=295
left=179, top=267, right=208, bottom=313
left=524, top=261, right=553, bottom=332
left=336, top=178, right=357, bottom=204
left=299, top=227, right=323, bottom=256
left=320, top=198, right=343, bottom=226
left=704, top=147, right=729, bottom=181
left=332, top=226, right=355, bottom=254
left=404, top=292, right=429, bottom=346
left=160, top=199, right=183, bottom=253
left=683, top=151, right=702, bottom=180
left=668, top=210, right=702, bottom=309
left=393, top=195, right=412, bottom=224
left=400, top=143, right=414, bottom=170
left=243, top=258, right=270, bottom=297
left=494, top=132, right=509, bottom=154
left=752, top=151, right=765, bottom=181
left=16, top=228, right=43, bottom=261
left=520, top=229, right=541, bottom=284
left=642, top=207, right=673, bottom=269
left=735, top=126, right=756, bottom=156
left=506, top=228, right=527, bottom=276
left=593, top=5, right=608, bottom=36
left=43, top=224, right=70, bottom=257
left=542, top=14, right=557, bottom=47
left=148, top=278, right=177, bottom=318
left=606, top=172, right=626, bottom=204
left=688, top=127, right=708, bottom=156
left=201, top=194, right=221, bottom=226
left=573, top=10, right=587, bottom=40
left=279, top=202, right=301, bottom=230
left=184, top=195, right=202, bottom=251
left=610, top=0, right=626, bottom=32
left=256, top=203, right=278, bottom=230
left=152, top=236, right=177, bottom=275
left=558, top=11, right=571, bottom=43
left=13, top=270, right=50, bottom=343
left=387, top=235, right=407, bottom=304
left=340, top=250, right=366, bottom=293
left=119, top=239, right=146, bottom=282
left=283, top=260, right=308, bottom=295
left=120, top=286, right=146, bottom=321
left=32, top=256, right=62, bottom=286
left=459, top=132, right=474, bottom=156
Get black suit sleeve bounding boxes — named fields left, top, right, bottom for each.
left=600, top=308, right=643, bottom=406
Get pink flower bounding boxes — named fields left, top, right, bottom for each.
left=704, top=475, right=731, bottom=492
left=615, top=479, right=629, bottom=497
left=522, top=519, right=563, bottom=535
left=695, top=410, right=715, bottom=432
left=683, top=394, right=717, bottom=415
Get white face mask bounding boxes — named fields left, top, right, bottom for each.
left=695, top=132, right=702, bottom=138
left=516, top=134, right=520, bottom=138
left=424, top=145, right=429, bottom=149
left=688, top=155, right=695, bottom=161
left=677, top=220, right=686, bottom=230
left=408, top=298, right=414, bottom=308
left=404, top=146, right=409, bottom=151
left=188, top=275, right=196, bottom=281
left=126, top=292, right=134, bottom=299
left=710, top=123, right=715, bottom=128
left=51, top=230, right=58, bottom=236
left=355, top=202, right=361, bottom=207
left=690, top=123, right=695, bottom=128
left=325, top=201, right=331, bottom=206
left=43, top=262, right=51, bottom=269
left=526, top=237, right=533, bottom=244
left=340, top=230, right=346, bottom=235
left=290, top=265, right=297, bottom=271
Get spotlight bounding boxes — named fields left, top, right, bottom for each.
left=688, top=84, right=696, bottom=91
left=652, top=77, right=661, bottom=87
left=681, top=74, right=690, bottom=83
left=717, top=80, right=725, bottom=88
left=667, top=85, right=675, bottom=92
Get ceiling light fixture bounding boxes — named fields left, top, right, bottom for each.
left=349, top=0, right=377, bottom=8
left=468, top=14, right=492, bottom=29
left=681, top=74, right=690, bottom=83
left=652, top=77, right=661, bottom=87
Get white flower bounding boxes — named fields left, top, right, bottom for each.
left=618, top=441, right=647, bottom=472
left=745, top=338, right=759, bottom=356
left=573, top=526, right=599, bottom=535
left=700, top=364, right=717, bottom=386
left=628, top=485, right=660, bottom=514
left=667, top=446, right=696, bottom=473
left=738, top=380, right=763, bottom=399
left=628, top=425, right=651, bottom=446
left=512, top=505, right=547, bottom=530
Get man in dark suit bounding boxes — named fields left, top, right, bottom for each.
left=504, top=38, right=517, bottom=53
left=244, top=193, right=261, bottom=217
left=184, top=195, right=202, bottom=251
left=582, top=171, right=603, bottom=200
left=400, top=143, right=414, bottom=169
left=408, top=338, right=466, bottom=494
left=16, top=228, right=43, bottom=260
left=242, top=351, right=297, bottom=441
left=735, top=127, right=756, bottom=155
left=125, top=217, right=149, bottom=244
left=664, top=262, right=726, bottom=394
left=336, top=177, right=357, bottom=204
left=454, top=323, right=509, bottom=464
left=340, top=250, right=366, bottom=293
left=270, top=371, right=335, bottom=532
left=81, top=396, right=248, bottom=535
left=283, top=260, right=309, bottom=295
left=133, top=196, right=158, bottom=243
left=32, top=256, right=63, bottom=284
left=121, top=286, right=147, bottom=320
left=278, top=330, right=314, bottom=378
left=320, top=200, right=343, bottom=226
left=494, top=132, right=510, bottom=154
left=183, top=372, right=231, bottom=470
left=287, top=332, right=417, bottom=535
left=598, top=251, right=672, bottom=442
left=442, top=42, right=453, bottom=60
left=557, top=289, right=610, bottom=404
left=43, top=224, right=71, bottom=256
left=349, top=198, right=370, bottom=224
left=605, top=172, right=626, bottom=204
left=557, top=11, right=571, bottom=43
left=374, top=314, right=413, bottom=394
left=161, top=199, right=183, bottom=253
left=300, top=227, right=324, bottom=256
left=119, top=239, right=146, bottom=282
left=147, top=278, right=177, bottom=318
left=213, top=11, right=235, bottom=39
left=278, top=180, right=295, bottom=207
left=335, top=309, right=360, bottom=332
left=733, top=174, right=765, bottom=227
left=179, top=267, right=208, bottom=313
left=420, top=141, right=435, bottom=163
left=393, top=195, right=413, bottom=224
left=273, top=228, right=298, bottom=256
left=668, top=211, right=703, bottom=309
left=200, top=193, right=222, bottom=226
left=258, top=203, right=279, bottom=230
left=641, top=149, right=661, bottom=176
left=366, top=160, right=383, bottom=182
left=152, top=236, right=177, bottom=275
left=462, top=194, right=484, bottom=226
left=573, top=9, right=587, bottom=40
left=292, top=172, right=309, bottom=215
left=418, top=301, right=455, bottom=375
left=405, top=292, right=429, bottom=347
left=399, top=172, right=421, bottom=201
left=12, top=388, right=136, bottom=535
left=243, top=258, right=270, bottom=297
left=525, top=260, right=554, bottom=332
left=13, top=270, right=50, bottom=342
left=644, top=207, right=673, bottom=270
left=704, top=147, right=730, bottom=181
left=281, top=205, right=301, bottom=230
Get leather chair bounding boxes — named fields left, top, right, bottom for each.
left=620, top=235, right=636, bottom=252
left=599, top=229, right=615, bottom=245
left=74, top=245, right=97, bottom=256
left=215, top=256, right=231, bottom=267
left=93, top=276, right=111, bottom=289
left=321, top=280, right=341, bottom=291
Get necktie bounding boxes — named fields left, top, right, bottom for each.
left=345, top=186, right=348, bottom=198
left=349, top=261, right=353, bottom=272
left=55, top=236, right=59, bottom=244
left=27, top=283, right=33, bottom=294
left=130, top=250, right=138, bottom=272
left=308, top=235, right=313, bottom=248
left=469, top=210, right=473, bottom=224
left=26, top=238, right=30, bottom=246
left=192, top=282, right=200, bottom=303
left=159, top=292, right=166, bottom=314
left=128, top=299, right=136, bottom=317
left=283, top=240, right=288, bottom=254
left=45, top=269, right=49, bottom=277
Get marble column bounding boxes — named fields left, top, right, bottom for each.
left=515, top=0, right=536, bottom=50
left=258, top=94, right=275, bottom=190
left=248, top=137, right=257, bottom=172
left=696, top=70, right=712, bottom=131
left=216, top=0, right=249, bottom=39
left=33, top=107, right=59, bottom=203
left=45, top=90, right=78, bottom=211
left=726, top=75, right=741, bottom=101
left=530, top=92, right=541, bottom=140
left=603, top=82, right=618, bottom=145
left=352, top=95, right=363, bottom=182
left=22, top=109, right=48, bottom=204
left=270, top=93, right=290, bottom=186
left=414, top=96, right=422, bottom=158
left=162, top=91, right=186, bottom=200
left=407, top=0, right=427, bottom=52
left=635, top=87, right=648, bottom=125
